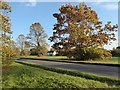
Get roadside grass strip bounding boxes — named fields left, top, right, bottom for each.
left=3, top=62, right=115, bottom=89
left=16, top=60, right=120, bottom=87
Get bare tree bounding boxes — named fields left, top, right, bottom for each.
left=16, top=34, right=26, bottom=55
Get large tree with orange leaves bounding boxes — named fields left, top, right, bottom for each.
left=49, top=3, right=118, bottom=60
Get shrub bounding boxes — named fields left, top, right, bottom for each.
left=67, top=48, right=112, bottom=60
left=111, top=49, right=120, bottom=57
left=30, top=46, right=48, bottom=56
left=2, top=46, right=19, bottom=65
left=38, top=46, right=48, bottom=56
left=30, top=48, right=38, bottom=56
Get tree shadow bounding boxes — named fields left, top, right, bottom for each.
left=2, top=65, right=19, bottom=75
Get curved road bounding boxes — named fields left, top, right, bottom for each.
left=19, top=59, right=119, bottom=78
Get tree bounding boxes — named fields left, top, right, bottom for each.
left=30, top=48, right=38, bottom=56
left=0, top=1, right=18, bottom=65
left=24, top=41, right=31, bottom=56
left=111, top=46, right=120, bottom=57
left=116, top=46, right=120, bottom=49
left=49, top=3, right=118, bottom=60
left=16, top=34, right=30, bottom=56
left=27, top=22, right=48, bottom=56
left=0, top=1, right=12, bottom=46
left=30, top=46, right=48, bottom=56
left=16, top=34, right=26, bottom=55
left=2, top=40, right=19, bottom=65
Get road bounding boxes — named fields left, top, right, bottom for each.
left=19, top=58, right=119, bottom=78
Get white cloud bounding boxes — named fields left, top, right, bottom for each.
left=26, top=0, right=37, bottom=7
left=92, top=2, right=119, bottom=10
left=78, top=0, right=119, bottom=2
left=102, top=3, right=118, bottom=10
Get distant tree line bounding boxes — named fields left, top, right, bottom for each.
left=111, top=46, right=120, bottom=57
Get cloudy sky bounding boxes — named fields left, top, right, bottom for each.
left=9, top=1, right=119, bottom=50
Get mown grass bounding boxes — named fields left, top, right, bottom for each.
left=20, top=55, right=67, bottom=60
left=20, top=56, right=119, bottom=65
left=2, top=62, right=119, bottom=89
left=82, top=57, right=119, bottom=64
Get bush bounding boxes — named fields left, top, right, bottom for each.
left=2, top=46, right=19, bottom=65
left=30, top=48, right=38, bottom=56
left=24, top=49, right=30, bottom=56
left=111, top=49, right=120, bottom=57
left=20, top=49, right=30, bottom=56
left=30, top=46, right=48, bottom=56
left=67, top=48, right=112, bottom=60
left=38, top=46, right=48, bottom=56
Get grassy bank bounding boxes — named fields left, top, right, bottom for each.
left=2, top=61, right=119, bottom=89
left=19, top=56, right=120, bottom=66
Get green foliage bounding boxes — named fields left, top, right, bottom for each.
left=68, top=48, right=112, bottom=60
left=49, top=3, right=118, bottom=60
left=30, top=48, right=38, bottom=55
left=2, top=46, right=15, bottom=65
left=2, top=41, right=19, bottom=65
left=22, top=50, right=30, bottom=56
left=37, top=46, right=48, bottom=56
left=111, top=47, right=120, bottom=57
left=30, top=46, right=48, bottom=56
left=3, top=62, right=118, bottom=88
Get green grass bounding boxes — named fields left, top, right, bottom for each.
left=20, top=55, right=67, bottom=60
left=83, top=57, right=119, bottom=64
left=2, top=62, right=119, bottom=89
left=20, top=56, right=119, bottom=65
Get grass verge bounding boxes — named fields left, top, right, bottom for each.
left=3, top=62, right=115, bottom=89
left=16, top=60, right=120, bottom=87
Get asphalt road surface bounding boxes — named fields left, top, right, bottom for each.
left=19, top=58, right=119, bottom=78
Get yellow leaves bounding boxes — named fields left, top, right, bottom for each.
left=1, top=1, right=12, bottom=12
left=79, top=10, right=84, bottom=15
left=1, top=1, right=15, bottom=65
left=60, top=6, right=65, bottom=13
left=69, top=23, right=76, bottom=28
left=1, top=1, right=11, bottom=34
left=71, top=9, right=76, bottom=15
left=51, top=2, right=118, bottom=53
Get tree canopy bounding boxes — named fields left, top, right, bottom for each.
left=16, top=34, right=30, bottom=56
left=27, top=22, right=48, bottom=56
left=49, top=3, right=118, bottom=60
left=111, top=46, right=120, bottom=57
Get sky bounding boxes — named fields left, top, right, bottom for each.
left=9, top=1, right=119, bottom=50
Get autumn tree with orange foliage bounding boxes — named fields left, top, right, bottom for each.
left=49, top=3, right=118, bottom=60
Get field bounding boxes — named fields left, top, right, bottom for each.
left=20, top=56, right=119, bottom=65
left=2, top=62, right=119, bottom=89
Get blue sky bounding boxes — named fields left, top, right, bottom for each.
left=9, top=2, right=118, bottom=50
